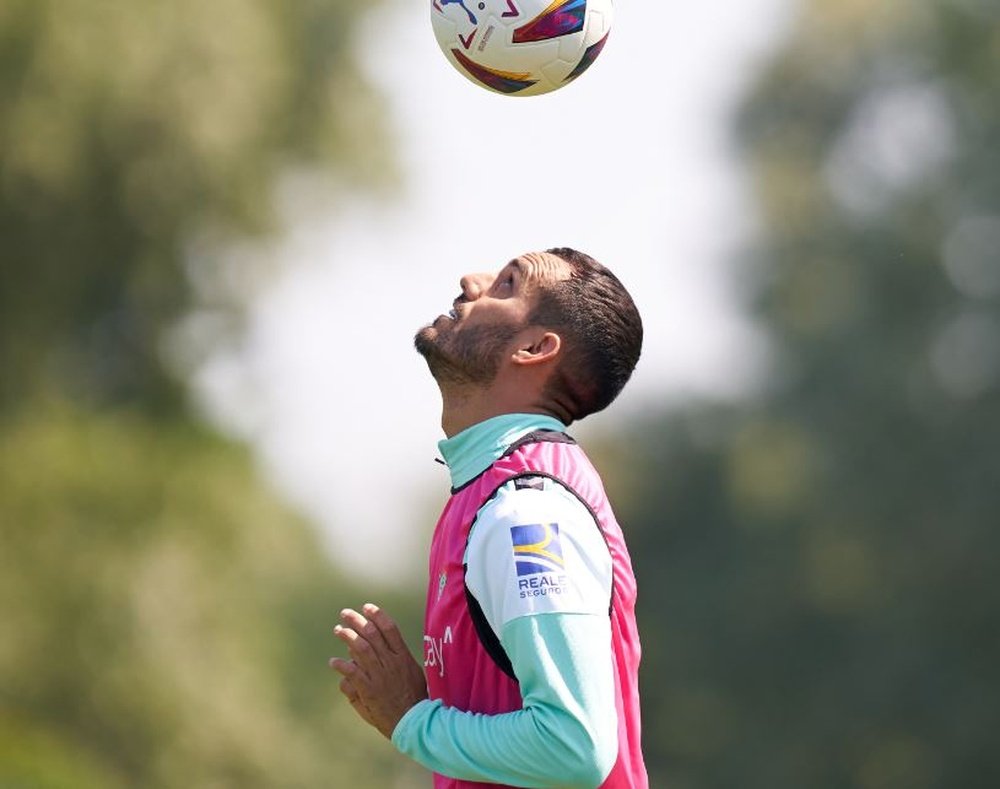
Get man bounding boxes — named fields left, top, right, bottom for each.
left=330, top=247, right=647, bottom=788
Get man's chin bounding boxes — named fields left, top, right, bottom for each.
left=414, top=322, right=507, bottom=387
left=413, top=337, right=475, bottom=387
left=413, top=326, right=438, bottom=357
left=414, top=330, right=451, bottom=375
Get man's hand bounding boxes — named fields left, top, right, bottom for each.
left=329, top=603, right=428, bottom=739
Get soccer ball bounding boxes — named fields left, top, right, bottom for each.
left=430, top=0, right=614, bottom=97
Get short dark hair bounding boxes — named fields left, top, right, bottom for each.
left=532, top=247, right=643, bottom=423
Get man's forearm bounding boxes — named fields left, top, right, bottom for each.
left=393, top=613, right=617, bottom=788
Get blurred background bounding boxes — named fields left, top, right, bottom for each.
left=1, top=0, right=997, bottom=787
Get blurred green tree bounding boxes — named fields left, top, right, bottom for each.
left=618, top=1, right=1000, bottom=787
left=0, top=1, right=421, bottom=787
left=0, top=0, right=392, bottom=409
left=0, top=405, right=424, bottom=788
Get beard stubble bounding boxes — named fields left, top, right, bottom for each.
left=414, top=321, right=522, bottom=386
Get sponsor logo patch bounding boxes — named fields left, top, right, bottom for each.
left=510, top=522, right=565, bottom=577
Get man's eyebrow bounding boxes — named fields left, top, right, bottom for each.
left=508, top=258, right=527, bottom=276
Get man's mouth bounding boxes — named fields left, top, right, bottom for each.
left=432, top=307, right=459, bottom=325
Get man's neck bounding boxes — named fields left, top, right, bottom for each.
left=437, top=381, right=553, bottom=438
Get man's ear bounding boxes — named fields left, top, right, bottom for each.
left=512, top=330, right=561, bottom=367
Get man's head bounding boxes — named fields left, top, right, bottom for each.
left=414, top=248, right=642, bottom=424
left=531, top=247, right=643, bottom=422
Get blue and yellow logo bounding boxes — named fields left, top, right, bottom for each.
left=510, top=523, right=565, bottom=577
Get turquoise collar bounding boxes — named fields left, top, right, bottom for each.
left=438, top=414, right=567, bottom=489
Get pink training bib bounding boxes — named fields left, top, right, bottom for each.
left=423, top=433, right=647, bottom=789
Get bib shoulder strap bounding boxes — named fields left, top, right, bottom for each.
left=501, top=429, right=576, bottom=457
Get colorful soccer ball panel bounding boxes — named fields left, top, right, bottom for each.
left=430, top=0, right=614, bottom=96
left=562, top=29, right=609, bottom=83
left=450, top=48, right=538, bottom=94
left=512, top=0, right=587, bottom=44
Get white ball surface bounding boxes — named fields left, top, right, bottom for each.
left=430, top=0, right=614, bottom=97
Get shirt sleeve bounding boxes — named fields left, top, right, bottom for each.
left=465, top=477, right=614, bottom=627
left=391, top=478, right=618, bottom=788
left=393, top=614, right=617, bottom=788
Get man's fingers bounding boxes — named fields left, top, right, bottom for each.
left=332, top=624, right=356, bottom=646
left=335, top=622, right=382, bottom=669
left=362, top=603, right=408, bottom=655
left=339, top=676, right=359, bottom=701
left=329, top=656, right=353, bottom=675
left=333, top=622, right=365, bottom=650
left=341, top=607, right=395, bottom=656
left=329, top=604, right=429, bottom=741
left=329, top=656, right=368, bottom=686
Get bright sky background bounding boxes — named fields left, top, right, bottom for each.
left=193, top=0, right=793, bottom=582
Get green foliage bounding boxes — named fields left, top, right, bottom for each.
left=0, top=0, right=393, bottom=409
left=0, top=1, right=415, bottom=785
left=0, top=403, right=422, bottom=788
left=0, top=712, right=124, bottom=789
left=616, top=1, right=1000, bottom=787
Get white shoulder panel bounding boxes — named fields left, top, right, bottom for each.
left=465, top=476, right=613, bottom=634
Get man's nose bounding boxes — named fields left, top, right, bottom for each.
left=459, top=271, right=495, bottom=301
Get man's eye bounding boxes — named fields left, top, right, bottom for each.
left=492, top=272, right=514, bottom=294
